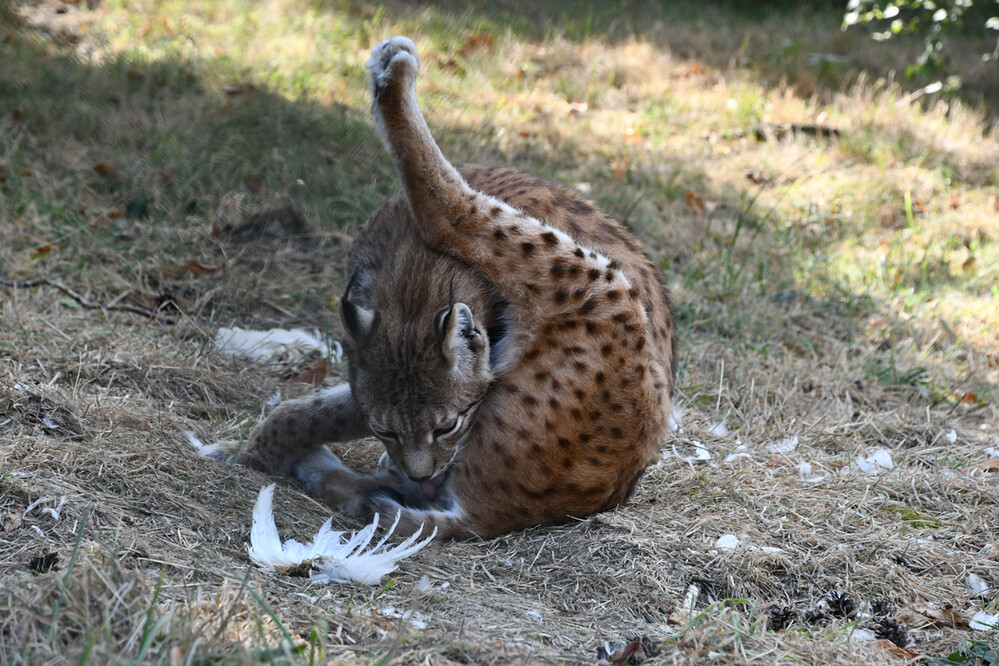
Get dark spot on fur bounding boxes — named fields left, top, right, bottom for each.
left=526, top=283, right=541, bottom=294
left=586, top=455, right=601, bottom=467
left=596, top=444, right=609, bottom=453
left=551, top=377, right=562, bottom=391
left=574, top=361, right=587, bottom=371
left=570, top=408, right=583, bottom=420
left=521, top=242, right=536, bottom=256
left=595, top=371, right=605, bottom=384
left=490, top=206, right=502, bottom=217
left=607, top=290, right=620, bottom=301
left=522, top=395, right=538, bottom=407
left=579, top=298, right=598, bottom=314
left=562, top=457, right=573, bottom=469
left=541, top=231, right=559, bottom=246
left=557, top=437, right=571, bottom=449
left=524, top=348, right=541, bottom=361
left=529, top=442, right=542, bottom=457
left=600, top=343, right=613, bottom=356
left=585, top=321, right=597, bottom=333
left=563, top=345, right=585, bottom=356
left=608, top=259, right=622, bottom=270
left=579, top=432, right=592, bottom=443
left=620, top=377, right=630, bottom=387
left=554, top=289, right=568, bottom=303
left=628, top=287, right=640, bottom=299
left=497, top=479, right=510, bottom=492
left=635, top=337, right=646, bottom=351
left=574, top=388, right=585, bottom=400
left=610, top=427, right=623, bottom=438
left=567, top=264, right=581, bottom=277
left=549, top=396, right=559, bottom=409
left=613, top=312, right=629, bottom=324
left=534, top=369, right=550, bottom=381
left=589, top=410, right=601, bottom=421
left=605, top=271, right=615, bottom=282
left=574, top=247, right=585, bottom=258
left=588, top=268, right=600, bottom=281
left=550, top=261, right=566, bottom=278
left=493, top=229, right=506, bottom=240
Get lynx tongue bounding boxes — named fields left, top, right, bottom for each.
left=418, top=472, right=447, bottom=502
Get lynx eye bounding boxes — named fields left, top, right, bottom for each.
left=432, top=416, right=462, bottom=440
left=370, top=425, right=399, bottom=441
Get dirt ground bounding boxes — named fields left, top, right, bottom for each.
left=2, top=0, right=998, bottom=664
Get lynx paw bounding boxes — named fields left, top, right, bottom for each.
left=366, top=36, right=420, bottom=98
left=292, top=445, right=349, bottom=494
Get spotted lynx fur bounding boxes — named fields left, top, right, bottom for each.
left=222, top=37, right=676, bottom=539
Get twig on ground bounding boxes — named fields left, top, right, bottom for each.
left=0, top=277, right=177, bottom=325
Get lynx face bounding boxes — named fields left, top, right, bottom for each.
left=341, top=277, right=493, bottom=486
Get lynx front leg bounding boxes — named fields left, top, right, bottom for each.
left=235, top=383, right=369, bottom=475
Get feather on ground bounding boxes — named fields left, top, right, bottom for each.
left=247, top=484, right=436, bottom=585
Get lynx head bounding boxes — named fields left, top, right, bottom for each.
left=340, top=273, right=493, bottom=484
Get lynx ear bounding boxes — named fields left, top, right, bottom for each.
left=436, top=301, right=485, bottom=367
left=341, top=272, right=380, bottom=340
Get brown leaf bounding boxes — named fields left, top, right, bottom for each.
left=622, top=127, right=643, bottom=144
left=961, top=392, right=979, bottom=405
left=949, top=192, right=961, bottom=209
left=897, top=603, right=970, bottom=630
left=93, top=162, right=115, bottom=176
left=31, top=245, right=53, bottom=259
left=290, top=357, right=328, bottom=385
left=684, top=190, right=705, bottom=216
left=9, top=106, right=24, bottom=122
left=609, top=641, right=647, bottom=665
left=243, top=174, right=264, bottom=193
left=866, top=639, right=920, bottom=659
left=2, top=512, right=22, bottom=533
left=186, top=260, right=223, bottom=275
left=971, top=459, right=999, bottom=474
left=459, top=33, right=494, bottom=56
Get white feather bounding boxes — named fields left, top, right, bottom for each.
left=247, top=485, right=436, bottom=585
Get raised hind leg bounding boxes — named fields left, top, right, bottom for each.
left=366, top=37, right=636, bottom=324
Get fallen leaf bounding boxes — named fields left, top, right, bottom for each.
left=9, top=106, right=24, bottom=122
left=608, top=641, right=647, bottom=665
left=2, top=513, right=21, bottom=533
left=622, top=127, right=643, bottom=144
left=290, top=357, right=328, bottom=385
left=31, top=245, right=52, bottom=259
left=897, top=603, right=970, bottom=630
left=961, top=392, right=979, bottom=405
left=949, top=192, right=961, bottom=209
left=684, top=190, right=705, bottom=216
left=93, top=163, right=115, bottom=176
left=865, top=639, right=920, bottom=659
left=243, top=174, right=264, bottom=193
left=187, top=260, right=223, bottom=275
left=971, top=459, right=999, bottom=473
left=458, top=33, right=494, bottom=56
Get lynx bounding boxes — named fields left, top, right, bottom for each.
left=219, top=37, right=676, bottom=539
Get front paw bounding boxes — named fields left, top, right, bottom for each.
left=292, top=445, right=348, bottom=494
left=366, top=36, right=420, bottom=99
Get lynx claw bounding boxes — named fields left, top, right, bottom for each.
left=366, top=36, right=420, bottom=98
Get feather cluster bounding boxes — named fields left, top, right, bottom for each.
left=247, top=485, right=436, bottom=585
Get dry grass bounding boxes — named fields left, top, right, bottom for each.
left=2, top=0, right=997, bottom=664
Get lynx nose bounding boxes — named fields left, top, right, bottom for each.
left=399, top=449, right=434, bottom=480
